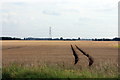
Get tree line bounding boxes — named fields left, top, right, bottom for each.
left=1, top=37, right=120, bottom=41
left=0, top=37, right=21, bottom=40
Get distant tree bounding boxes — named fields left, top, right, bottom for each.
left=60, top=37, right=63, bottom=40
left=95, top=38, right=97, bottom=41
left=78, top=37, right=80, bottom=40
left=1, top=37, right=21, bottom=40
left=112, top=37, right=120, bottom=41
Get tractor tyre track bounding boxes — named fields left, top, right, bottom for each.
left=75, top=45, right=94, bottom=66
left=71, top=45, right=79, bottom=65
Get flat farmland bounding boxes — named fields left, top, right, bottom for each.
left=2, top=40, right=118, bottom=68
left=1, top=40, right=119, bottom=78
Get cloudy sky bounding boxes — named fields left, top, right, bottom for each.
left=0, top=0, right=119, bottom=38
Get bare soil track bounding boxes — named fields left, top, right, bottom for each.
left=70, top=44, right=94, bottom=66
left=70, top=45, right=79, bottom=65
left=75, top=45, right=94, bottom=66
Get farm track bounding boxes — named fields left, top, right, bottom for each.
left=70, top=44, right=94, bottom=66
left=70, top=45, right=79, bottom=65
left=75, top=45, right=94, bottom=66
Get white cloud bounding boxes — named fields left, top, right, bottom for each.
left=42, top=10, right=61, bottom=16
left=1, top=0, right=119, bottom=38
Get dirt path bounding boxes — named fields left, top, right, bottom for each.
left=75, top=45, right=94, bottom=66
left=70, top=45, right=79, bottom=65
left=70, top=45, right=94, bottom=66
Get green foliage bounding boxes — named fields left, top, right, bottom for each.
left=2, top=64, right=118, bottom=78
left=118, top=45, right=120, bottom=48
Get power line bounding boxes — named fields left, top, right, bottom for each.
left=49, top=27, right=52, bottom=38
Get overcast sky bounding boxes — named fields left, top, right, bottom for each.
left=0, top=0, right=119, bottom=38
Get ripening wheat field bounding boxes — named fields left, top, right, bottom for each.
left=1, top=41, right=119, bottom=78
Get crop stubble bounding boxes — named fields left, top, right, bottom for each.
left=2, top=41, right=118, bottom=68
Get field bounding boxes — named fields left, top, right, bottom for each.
left=2, top=40, right=118, bottom=78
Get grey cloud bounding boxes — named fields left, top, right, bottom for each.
left=79, top=17, right=93, bottom=22
left=94, top=8, right=115, bottom=12
left=42, top=10, right=61, bottom=16
left=10, top=2, right=26, bottom=5
left=63, top=9, right=80, bottom=13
